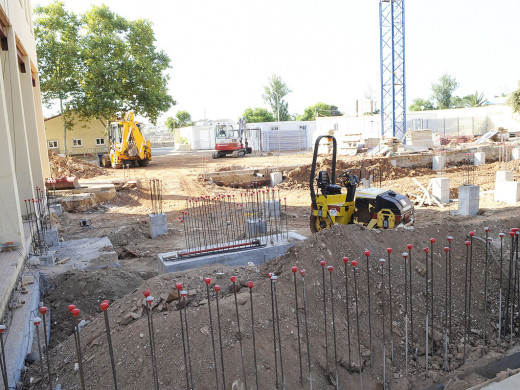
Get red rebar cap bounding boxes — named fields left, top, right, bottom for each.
left=100, top=302, right=109, bottom=311
left=469, top=231, right=475, bottom=237
left=444, top=247, right=450, bottom=253
left=67, top=304, right=76, bottom=313
left=247, top=281, right=254, bottom=289
left=364, top=250, right=371, bottom=257
left=214, top=285, right=221, bottom=293
left=39, top=306, right=48, bottom=315
left=352, top=260, right=358, bottom=267
left=423, top=247, right=429, bottom=253
left=180, top=290, right=188, bottom=298
left=175, top=283, right=183, bottom=291
left=0, top=325, right=5, bottom=333
left=72, top=308, right=80, bottom=317
left=430, top=238, right=436, bottom=244
left=101, top=300, right=109, bottom=305
left=33, top=317, right=41, bottom=326
left=484, top=227, right=490, bottom=232
left=299, top=269, right=306, bottom=276
left=402, top=252, right=408, bottom=258
left=510, top=231, right=515, bottom=237
left=267, top=272, right=273, bottom=278
left=320, top=260, right=326, bottom=267
left=488, top=237, right=493, bottom=242
left=328, top=266, right=334, bottom=272
left=512, top=228, right=519, bottom=232
left=291, top=266, right=298, bottom=273
left=379, top=258, right=385, bottom=264
left=447, top=236, right=453, bottom=241
left=386, top=248, right=392, bottom=254
left=343, top=257, right=349, bottom=263
left=465, top=240, right=471, bottom=246
left=499, top=232, right=505, bottom=238
left=146, top=296, right=154, bottom=304
left=271, top=275, right=278, bottom=281
left=204, top=277, right=211, bottom=285
left=230, top=276, right=237, bottom=283
left=407, top=244, right=413, bottom=250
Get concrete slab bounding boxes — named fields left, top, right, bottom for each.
left=149, top=213, right=167, bottom=239
left=494, top=181, right=520, bottom=204
left=157, top=232, right=306, bottom=274
left=432, top=155, right=446, bottom=170
left=458, top=185, right=480, bottom=216
left=270, top=172, right=283, bottom=187
left=432, top=178, right=450, bottom=203
left=482, top=373, right=520, bottom=390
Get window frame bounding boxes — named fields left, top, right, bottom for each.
left=47, top=140, right=59, bottom=148
left=95, top=138, right=106, bottom=145
left=71, top=139, right=83, bottom=148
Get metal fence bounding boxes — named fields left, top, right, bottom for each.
left=408, top=116, right=489, bottom=137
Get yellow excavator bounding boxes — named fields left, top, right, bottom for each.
left=101, top=111, right=152, bottom=168
left=310, top=135, right=414, bottom=232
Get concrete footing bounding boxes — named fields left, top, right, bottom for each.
left=49, top=203, right=63, bottom=216
left=264, top=200, right=281, bottom=217
left=149, top=213, right=167, bottom=239
left=43, top=227, right=59, bottom=247
left=432, top=178, right=450, bottom=203
left=458, top=185, right=480, bottom=215
left=157, top=232, right=306, bottom=274
left=512, top=147, right=520, bottom=160
left=494, top=181, right=520, bottom=204
left=39, top=252, right=55, bottom=266
left=246, top=219, right=267, bottom=235
left=432, top=155, right=446, bottom=170
left=270, top=172, right=283, bottom=186
left=474, top=152, right=485, bottom=166
left=496, top=170, right=513, bottom=183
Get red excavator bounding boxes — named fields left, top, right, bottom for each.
left=212, top=117, right=252, bottom=158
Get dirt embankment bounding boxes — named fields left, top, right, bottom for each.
left=48, top=151, right=106, bottom=179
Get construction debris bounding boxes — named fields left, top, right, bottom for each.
left=48, top=151, right=106, bottom=179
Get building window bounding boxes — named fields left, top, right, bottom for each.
left=299, top=125, right=307, bottom=130
left=270, top=126, right=279, bottom=131
left=72, top=139, right=83, bottom=147
left=95, top=138, right=106, bottom=145
left=48, top=140, right=59, bottom=148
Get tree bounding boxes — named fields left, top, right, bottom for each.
left=509, top=84, right=520, bottom=114
left=242, top=107, right=275, bottom=123
left=34, top=1, right=81, bottom=155
left=297, top=102, right=341, bottom=121
left=431, top=73, right=459, bottom=109
left=263, top=75, right=292, bottom=121
left=175, top=111, right=193, bottom=127
left=465, top=91, right=488, bottom=107
left=409, top=98, right=435, bottom=111
left=165, top=117, right=176, bottom=133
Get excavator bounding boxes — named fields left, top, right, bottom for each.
left=212, top=117, right=252, bottom=158
left=310, top=135, right=414, bottom=233
left=101, top=111, right=152, bottom=168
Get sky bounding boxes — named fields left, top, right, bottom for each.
left=33, top=0, right=520, bottom=123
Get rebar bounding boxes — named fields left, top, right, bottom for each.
left=291, top=266, right=303, bottom=384
left=499, top=233, right=505, bottom=342
left=182, top=291, right=195, bottom=390
left=328, top=266, right=339, bottom=389
left=379, top=258, right=387, bottom=390
left=33, top=318, right=45, bottom=390
left=230, top=276, right=248, bottom=390
left=403, top=252, right=409, bottom=377
left=468, top=232, right=475, bottom=338
left=0, top=325, right=8, bottom=390
left=145, top=294, right=160, bottom=390
left=429, top=238, right=435, bottom=358
left=204, top=278, right=220, bottom=390
left=407, top=244, right=414, bottom=348
left=71, top=307, right=86, bottom=390
left=352, top=260, right=363, bottom=390
left=272, top=275, right=285, bottom=390
left=444, top=247, right=450, bottom=372
left=300, top=269, right=313, bottom=390
left=483, top=228, right=490, bottom=345
left=424, top=247, right=430, bottom=374
left=364, top=250, right=373, bottom=360
left=214, top=285, right=226, bottom=390
left=268, top=273, right=279, bottom=389
left=100, top=301, right=118, bottom=390
left=447, top=236, right=453, bottom=338
left=386, top=248, right=394, bottom=362
left=320, top=260, right=330, bottom=374
left=247, top=281, right=259, bottom=390
left=38, top=306, right=52, bottom=390
left=343, top=257, right=352, bottom=368
left=463, top=240, right=471, bottom=364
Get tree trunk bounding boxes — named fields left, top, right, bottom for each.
left=60, top=98, right=67, bottom=155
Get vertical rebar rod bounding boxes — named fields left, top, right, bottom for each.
left=352, top=260, right=363, bottom=390
left=403, top=252, right=409, bottom=377
left=176, top=285, right=190, bottom=390
left=301, top=270, right=313, bottom=390
left=231, top=277, right=248, bottom=390
left=146, top=296, right=160, bottom=390
left=72, top=309, right=86, bottom=390
left=320, top=260, right=329, bottom=374
left=33, top=319, right=45, bottom=390
left=379, top=258, right=386, bottom=390
left=468, top=232, right=475, bottom=337
left=447, top=236, right=453, bottom=338
left=364, top=250, right=373, bottom=360
left=204, top=279, right=220, bottom=390
left=292, top=267, right=303, bottom=384
left=270, top=275, right=285, bottom=390
left=444, top=247, right=450, bottom=372
left=499, top=233, right=505, bottom=342
left=268, top=273, right=279, bottom=389
left=429, top=238, right=435, bottom=358
left=328, top=266, right=339, bottom=389
left=214, top=285, right=226, bottom=390
left=100, top=301, right=118, bottom=390
left=248, top=281, right=259, bottom=390
left=483, top=228, right=490, bottom=345
left=424, top=247, right=430, bottom=374
left=38, top=307, right=52, bottom=390
left=463, top=241, right=470, bottom=364
left=386, top=248, right=394, bottom=362
left=182, top=292, right=194, bottom=390
left=407, top=244, right=414, bottom=348
left=343, top=257, right=352, bottom=368
left=505, top=231, right=514, bottom=335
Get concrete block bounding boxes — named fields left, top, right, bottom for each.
left=270, top=171, right=283, bottom=187
left=494, top=181, right=520, bottom=204
left=512, top=148, right=520, bottom=160
left=496, top=170, right=513, bottom=183
left=458, top=185, right=480, bottom=215
left=43, top=227, right=59, bottom=247
left=264, top=200, right=281, bottom=217
left=432, top=155, right=445, bottom=170
left=157, top=232, right=306, bottom=274
left=474, top=152, right=485, bottom=166
left=431, top=178, right=450, bottom=203
left=49, top=204, right=63, bottom=216
left=39, top=253, right=55, bottom=266
left=246, top=219, right=267, bottom=236
left=149, top=213, right=167, bottom=239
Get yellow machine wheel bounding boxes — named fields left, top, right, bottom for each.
left=310, top=214, right=333, bottom=233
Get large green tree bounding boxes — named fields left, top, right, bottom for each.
left=431, top=73, right=459, bottom=109
left=175, top=111, right=193, bottom=127
left=242, top=107, right=275, bottom=123
left=35, top=3, right=175, bottom=128
left=409, top=98, right=435, bottom=111
left=509, top=83, right=520, bottom=114
left=34, top=1, right=81, bottom=155
left=263, top=74, right=291, bottom=121
left=297, top=102, right=341, bottom=121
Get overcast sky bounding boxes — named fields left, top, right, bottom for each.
left=34, top=0, right=520, bottom=123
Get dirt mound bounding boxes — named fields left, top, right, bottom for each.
left=48, top=151, right=106, bottom=179
left=28, top=219, right=516, bottom=390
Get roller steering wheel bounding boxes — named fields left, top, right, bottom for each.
left=338, top=169, right=360, bottom=186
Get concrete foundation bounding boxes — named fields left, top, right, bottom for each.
left=264, top=200, right=281, bottom=217
left=512, top=148, right=520, bottom=160
left=432, top=155, right=446, bottom=170
left=432, top=178, right=450, bottom=203
left=49, top=203, right=63, bottom=216
left=157, top=232, right=306, bottom=274
left=149, top=213, right=167, bottom=239
left=43, top=227, right=59, bottom=247
left=270, top=172, right=283, bottom=187
left=246, top=219, right=267, bottom=236
left=494, top=181, right=520, bottom=204
left=496, top=170, right=513, bottom=183
left=474, top=152, right=485, bottom=166
left=39, top=253, right=55, bottom=266
left=458, top=185, right=480, bottom=216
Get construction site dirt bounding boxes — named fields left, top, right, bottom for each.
left=21, top=150, right=520, bottom=389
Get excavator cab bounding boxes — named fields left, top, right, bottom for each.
left=309, top=135, right=414, bottom=233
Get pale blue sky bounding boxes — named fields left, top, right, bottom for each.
left=34, top=0, right=520, bottom=122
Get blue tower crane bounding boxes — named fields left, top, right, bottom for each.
left=379, top=0, right=406, bottom=140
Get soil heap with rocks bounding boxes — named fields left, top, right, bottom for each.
left=48, top=151, right=106, bottom=179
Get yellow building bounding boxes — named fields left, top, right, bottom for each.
left=44, top=114, right=108, bottom=156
